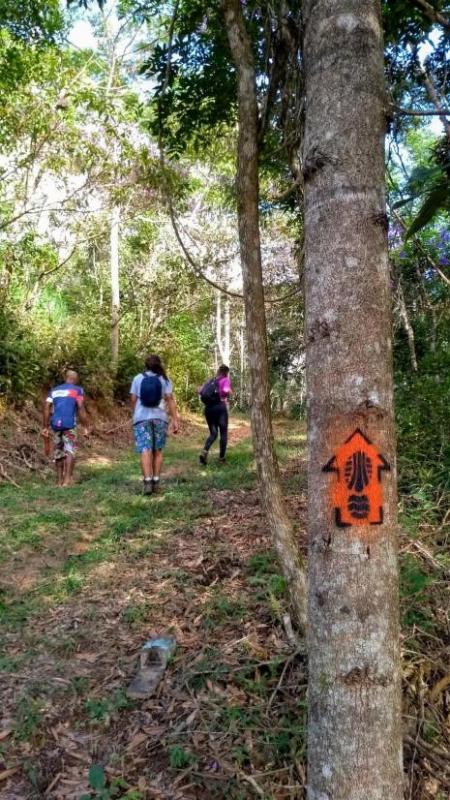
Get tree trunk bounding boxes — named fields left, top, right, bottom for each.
left=216, top=289, right=222, bottom=361
left=303, top=1, right=403, bottom=798
left=222, top=0, right=307, bottom=629
left=396, top=276, right=418, bottom=372
left=239, top=315, right=246, bottom=408
left=224, top=295, right=231, bottom=365
left=216, top=292, right=231, bottom=366
left=110, top=204, right=120, bottom=371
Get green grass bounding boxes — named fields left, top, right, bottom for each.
left=0, top=430, right=256, bottom=631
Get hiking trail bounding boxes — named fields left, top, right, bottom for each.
left=0, top=416, right=309, bottom=799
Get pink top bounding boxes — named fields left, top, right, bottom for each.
left=217, top=376, right=232, bottom=401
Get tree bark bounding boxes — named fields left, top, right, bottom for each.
left=303, top=1, right=403, bottom=798
left=110, top=204, right=120, bottom=371
left=222, top=0, right=307, bottom=629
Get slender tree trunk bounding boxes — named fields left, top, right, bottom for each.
left=396, top=276, right=418, bottom=372
left=216, top=292, right=231, bottom=365
left=110, top=204, right=120, bottom=371
left=224, top=295, right=231, bottom=365
left=239, top=316, right=245, bottom=408
left=222, top=0, right=307, bottom=629
left=216, top=289, right=222, bottom=361
left=303, top=2, right=403, bottom=798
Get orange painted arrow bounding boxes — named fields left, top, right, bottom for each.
left=323, top=428, right=390, bottom=527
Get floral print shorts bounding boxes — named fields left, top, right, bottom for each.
left=133, top=419, right=168, bottom=452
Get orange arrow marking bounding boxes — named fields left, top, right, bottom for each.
left=323, top=428, right=390, bottom=527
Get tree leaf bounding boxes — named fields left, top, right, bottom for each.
left=89, top=764, right=106, bottom=790
left=405, top=183, right=449, bottom=238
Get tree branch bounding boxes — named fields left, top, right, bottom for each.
left=396, top=106, right=450, bottom=116
left=410, top=0, right=450, bottom=30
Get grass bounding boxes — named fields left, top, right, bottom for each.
left=0, top=417, right=309, bottom=799
left=0, top=427, right=255, bottom=631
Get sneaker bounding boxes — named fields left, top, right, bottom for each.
left=199, top=450, right=208, bottom=465
left=143, top=479, right=153, bottom=496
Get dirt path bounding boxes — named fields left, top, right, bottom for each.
left=0, top=417, right=309, bottom=800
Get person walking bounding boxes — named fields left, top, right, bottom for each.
left=199, top=365, right=231, bottom=465
left=130, top=354, right=179, bottom=495
left=42, top=369, right=88, bottom=487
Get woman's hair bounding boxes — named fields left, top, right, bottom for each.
left=217, top=364, right=229, bottom=377
left=145, top=354, right=168, bottom=380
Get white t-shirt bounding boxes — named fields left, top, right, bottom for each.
left=130, top=371, right=173, bottom=425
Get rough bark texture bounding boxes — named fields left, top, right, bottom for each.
left=303, top=1, right=403, bottom=798
left=222, top=0, right=307, bottom=628
left=110, top=204, right=120, bottom=370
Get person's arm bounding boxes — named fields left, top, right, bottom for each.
left=165, top=393, right=179, bottom=434
left=78, top=402, right=91, bottom=435
left=130, top=376, right=139, bottom=413
left=220, top=377, right=232, bottom=405
left=42, top=398, right=52, bottom=435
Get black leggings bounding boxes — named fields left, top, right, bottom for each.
left=204, top=404, right=228, bottom=458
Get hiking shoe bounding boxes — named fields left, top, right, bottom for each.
left=218, top=457, right=226, bottom=465
left=199, top=450, right=208, bottom=466
left=152, top=480, right=161, bottom=494
left=143, top=480, right=153, bottom=496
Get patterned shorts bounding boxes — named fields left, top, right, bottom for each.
left=133, top=419, right=168, bottom=453
left=53, top=429, right=77, bottom=460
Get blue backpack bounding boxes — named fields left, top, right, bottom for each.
left=140, top=373, right=163, bottom=407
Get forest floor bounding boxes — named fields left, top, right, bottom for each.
left=0, top=413, right=448, bottom=800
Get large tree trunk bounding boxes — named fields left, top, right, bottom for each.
left=303, top=1, right=403, bottom=798
left=222, top=0, right=307, bottom=629
left=110, top=204, right=120, bottom=371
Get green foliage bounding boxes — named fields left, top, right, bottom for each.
left=395, top=344, right=450, bottom=506
left=15, top=694, right=43, bottom=741
left=81, top=764, right=143, bottom=800
left=204, top=590, right=246, bottom=628
left=400, top=554, right=430, bottom=598
left=121, top=600, right=152, bottom=627
left=167, top=744, right=196, bottom=769
left=404, top=139, right=450, bottom=237
left=85, top=689, right=132, bottom=723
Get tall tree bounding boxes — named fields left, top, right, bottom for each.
left=221, top=0, right=307, bottom=627
left=110, top=204, right=120, bottom=370
left=303, top=1, right=403, bottom=797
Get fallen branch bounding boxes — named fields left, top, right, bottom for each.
left=0, top=464, right=20, bottom=488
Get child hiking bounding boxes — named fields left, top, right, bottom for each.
left=130, top=354, right=179, bottom=495
left=199, top=365, right=232, bottom=465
